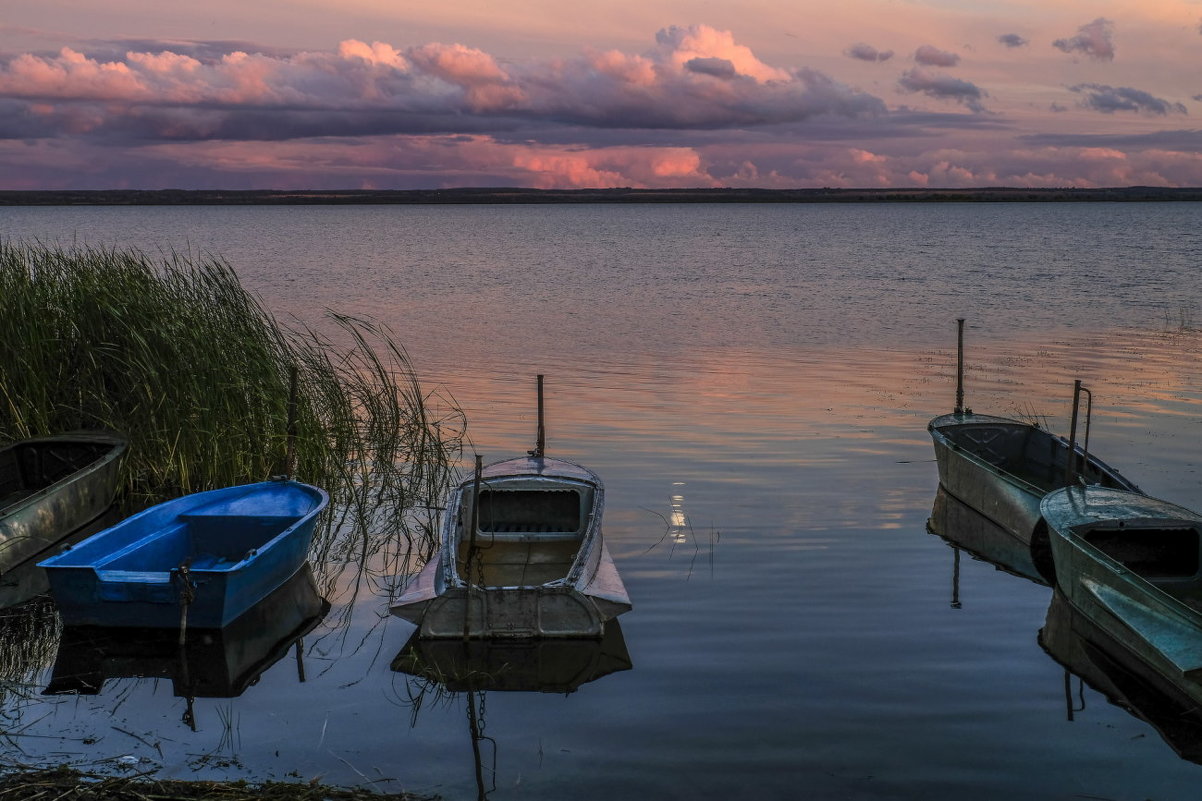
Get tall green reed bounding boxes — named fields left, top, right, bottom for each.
left=0, top=240, right=462, bottom=598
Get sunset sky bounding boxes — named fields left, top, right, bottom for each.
left=3, top=0, right=1201, bottom=189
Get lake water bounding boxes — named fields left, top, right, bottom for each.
left=3, top=202, right=1202, bottom=799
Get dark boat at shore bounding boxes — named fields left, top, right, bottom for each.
left=0, top=432, right=126, bottom=577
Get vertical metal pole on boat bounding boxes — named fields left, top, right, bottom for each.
left=463, top=454, right=483, bottom=641
left=1067, top=380, right=1082, bottom=486
left=534, top=374, right=546, bottom=458
left=954, top=318, right=965, bottom=415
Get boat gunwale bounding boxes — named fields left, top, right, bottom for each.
left=1044, top=486, right=1202, bottom=628
left=439, top=456, right=604, bottom=593
left=38, top=479, right=329, bottom=575
left=0, top=432, right=127, bottom=519
left=929, top=412, right=1138, bottom=497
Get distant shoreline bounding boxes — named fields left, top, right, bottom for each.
left=2, top=186, right=1202, bottom=205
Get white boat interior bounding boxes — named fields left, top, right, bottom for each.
left=455, top=480, right=593, bottom=588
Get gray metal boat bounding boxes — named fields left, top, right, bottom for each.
left=1043, top=485, right=1202, bottom=707
left=391, top=377, right=631, bottom=638
left=929, top=320, right=1137, bottom=572
left=1040, top=586, right=1202, bottom=765
left=0, top=432, right=126, bottom=577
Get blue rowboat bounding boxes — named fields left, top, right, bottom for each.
left=0, top=432, right=126, bottom=578
left=39, top=479, right=327, bottom=628
left=44, top=563, right=329, bottom=698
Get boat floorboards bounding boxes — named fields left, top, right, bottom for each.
left=457, top=540, right=578, bottom=588
left=0, top=489, right=35, bottom=509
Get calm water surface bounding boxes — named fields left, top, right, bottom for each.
left=3, top=203, right=1202, bottom=799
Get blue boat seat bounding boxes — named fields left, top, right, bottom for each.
left=96, top=569, right=175, bottom=603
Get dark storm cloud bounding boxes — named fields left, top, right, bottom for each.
left=1021, top=129, right=1202, bottom=152
left=1069, top=84, right=1187, bottom=115
left=685, top=57, right=739, bottom=79
left=898, top=69, right=986, bottom=112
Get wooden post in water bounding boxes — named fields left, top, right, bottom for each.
left=954, top=318, right=965, bottom=415
left=285, top=364, right=299, bottom=478
left=463, top=454, right=483, bottom=641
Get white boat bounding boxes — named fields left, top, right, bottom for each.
left=391, top=377, right=631, bottom=638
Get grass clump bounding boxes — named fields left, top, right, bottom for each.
left=0, top=240, right=462, bottom=590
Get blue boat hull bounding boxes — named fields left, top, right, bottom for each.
left=40, top=480, right=328, bottom=628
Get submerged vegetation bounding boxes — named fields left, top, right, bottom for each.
left=0, top=240, right=463, bottom=594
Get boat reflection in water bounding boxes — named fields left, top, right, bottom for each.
left=927, top=486, right=1050, bottom=599
left=393, top=622, right=632, bottom=799
left=931, top=487, right=1202, bottom=765
left=393, top=618, right=632, bottom=693
left=44, top=563, right=328, bottom=716
left=1040, top=588, right=1202, bottom=765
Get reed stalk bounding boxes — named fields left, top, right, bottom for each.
left=0, top=240, right=463, bottom=599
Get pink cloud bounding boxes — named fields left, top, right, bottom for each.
left=914, top=45, right=960, bottom=67
left=1053, top=18, right=1115, bottom=61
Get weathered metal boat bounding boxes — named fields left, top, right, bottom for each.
left=39, top=478, right=328, bottom=628
left=927, top=486, right=1047, bottom=587
left=391, top=376, right=631, bottom=638
left=929, top=319, right=1137, bottom=576
left=0, top=432, right=126, bottom=576
left=1042, top=484, right=1202, bottom=713
left=1040, top=586, right=1202, bottom=765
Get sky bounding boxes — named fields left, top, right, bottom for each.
left=2, top=0, right=1201, bottom=189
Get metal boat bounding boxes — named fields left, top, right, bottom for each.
left=929, top=320, right=1137, bottom=575
left=927, top=485, right=1048, bottom=588
left=39, top=478, right=328, bottom=628
left=391, top=376, right=631, bottom=638
left=1040, top=586, right=1202, bottom=765
left=0, top=432, right=126, bottom=576
left=1042, top=484, right=1202, bottom=708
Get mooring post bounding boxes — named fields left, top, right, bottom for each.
left=954, top=318, right=965, bottom=415
left=285, top=364, right=299, bottom=478
left=463, top=454, right=483, bottom=641
left=1067, top=380, right=1082, bottom=486
left=534, top=374, right=546, bottom=458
